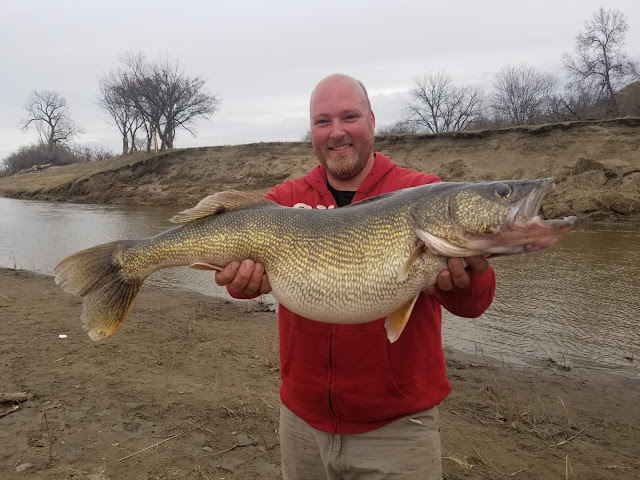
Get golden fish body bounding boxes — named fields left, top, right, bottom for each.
left=124, top=195, right=442, bottom=323
left=54, top=179, right=578, bottom=341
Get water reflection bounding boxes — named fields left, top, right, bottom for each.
left=1, top=198, right=638, bottom=373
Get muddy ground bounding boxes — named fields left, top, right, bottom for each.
left=1, top=269, right=638, bottom=479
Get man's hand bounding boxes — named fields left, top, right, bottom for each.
left=215, top=260, right=272, bottom=296
left=423, top=256, right=490, bottom=295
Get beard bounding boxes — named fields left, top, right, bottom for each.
left=314, top=130, right=374, bottom=181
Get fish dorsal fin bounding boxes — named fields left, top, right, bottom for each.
left=171, top=191, right=274, bottom=223
left=384, top=294, right=420, bottom=343
left=342, top=191, right=397, bottom=208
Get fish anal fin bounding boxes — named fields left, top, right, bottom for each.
left=171, top=191, right=275, bottom=223
left=189, top=262, right=223, bottom=271
left=384, top=294, right=420, bottom=343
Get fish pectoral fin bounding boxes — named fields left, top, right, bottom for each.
left=171, top=191, right=276, bottom=223
left=384, top=294, right=420, bottom=343
left=397, top=241, right=425, bottom=282
left=189, top=262, right=224, bottom=271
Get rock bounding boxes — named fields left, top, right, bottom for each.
left=542, top=202, right=573, bottom=219
left=15, top=462, right=34, bottom=472
left=571, top=197, right=599, bottom=214
left=600, top=193, right=638, bottom=215
left=235, top=433, right=260, bottom=445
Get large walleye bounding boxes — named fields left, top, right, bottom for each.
left=54, top=178, right=578, bottom=342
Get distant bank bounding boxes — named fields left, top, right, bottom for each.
left=1, top=118, right=639, bottom=223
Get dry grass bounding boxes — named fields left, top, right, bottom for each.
left=475, top=350, right=584, bottom=447
left=569, top=158, right=608, bottom=175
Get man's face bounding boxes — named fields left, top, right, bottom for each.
left=310, top=77, right=375, bottom=182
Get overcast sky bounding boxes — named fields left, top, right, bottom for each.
left=1, top=0, right=639, bottom=160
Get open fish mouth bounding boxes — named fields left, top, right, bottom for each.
left=497, top=178, right=579, bottom=253
left=513, top=178, right=578, bottom=229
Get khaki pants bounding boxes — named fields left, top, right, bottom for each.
left=279, top=404, right=442, bottom=480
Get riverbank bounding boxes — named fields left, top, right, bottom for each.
left=1, top=118, right=640, bottom=224
left=1, top=268, right=638, bottom=479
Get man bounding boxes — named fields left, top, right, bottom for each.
left=215, top=74, right=496, bottom=479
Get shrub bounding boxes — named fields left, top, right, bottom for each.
left=3, top=143, right=114, bottom=173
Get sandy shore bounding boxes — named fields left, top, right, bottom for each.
left=0, top=268, right=638, bottom=479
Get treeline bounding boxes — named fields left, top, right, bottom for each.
left=3, top=54, right=220, bottom=174
left=378, top=8, right=640, bottom=135
left=98, top=53, right=221, bottom=156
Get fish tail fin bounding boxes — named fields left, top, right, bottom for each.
left=54, top=241, right=143, bottom=341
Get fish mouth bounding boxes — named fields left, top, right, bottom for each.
left=497, top=178, right=579, bottom=253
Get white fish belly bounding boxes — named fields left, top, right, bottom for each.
left=269, top=267, right=436, bottom=324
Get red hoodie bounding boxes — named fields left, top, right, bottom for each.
left=233, top=153, right=496, bottom=434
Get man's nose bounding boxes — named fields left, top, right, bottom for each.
left=329, top=121, right=345, bottom=139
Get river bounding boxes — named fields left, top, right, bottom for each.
left=1, top=197, right=638, bottom=375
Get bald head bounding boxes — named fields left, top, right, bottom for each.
left=308, top=74, right=376, bottom=189
left=310, top=74, right=371, bottom=115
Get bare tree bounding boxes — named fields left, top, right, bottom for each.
left=157, top=60, right=220, bottom=149
left=109, top=53, right=222, bottom=152
left=562, top=7, right=638, bottom=116
left=491, top=64, right=557, bottom=125
left=111, top=53, right=161, bottom=153
left=405, top=72, right=484, bottom=133
left=98, top=71, right=145, bottom=156
left=20, top=90, right=81, bottom=147
left=547, top=84, right=606, bottom=121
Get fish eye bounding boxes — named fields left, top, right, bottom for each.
left=494, top=183, right=512, bottom=199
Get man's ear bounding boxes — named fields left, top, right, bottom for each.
left=370, top=109, right=376, bottom=129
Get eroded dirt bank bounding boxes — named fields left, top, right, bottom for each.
left=1, top=118, right=640, bottom=223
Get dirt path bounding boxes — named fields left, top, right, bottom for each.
left=1, top=269, right=638, bottom=479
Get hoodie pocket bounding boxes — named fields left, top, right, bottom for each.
left=332, top=332, right=409, bottom=422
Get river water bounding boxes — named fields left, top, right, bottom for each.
left=1, top=197, right=639, bottom=375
